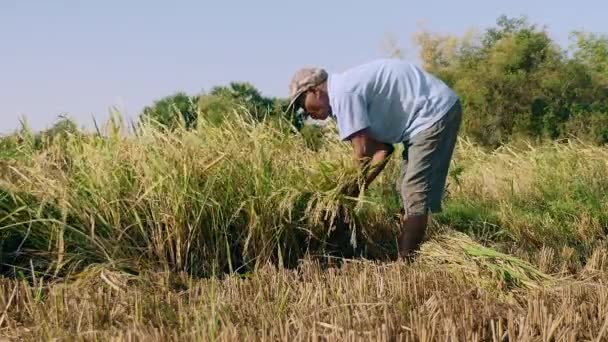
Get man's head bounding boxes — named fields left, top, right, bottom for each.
left=288, top=67, right=331, bottom=120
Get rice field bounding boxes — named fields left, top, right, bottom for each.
left=1, top=111, right=607, bottom=340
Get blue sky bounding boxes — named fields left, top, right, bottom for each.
left=1, top=0, right=605, bottom=133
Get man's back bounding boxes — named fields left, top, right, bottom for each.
left=328, top=58, right=458, bottom=143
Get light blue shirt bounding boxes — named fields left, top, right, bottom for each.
left=327, top=58, right=459, bottom=143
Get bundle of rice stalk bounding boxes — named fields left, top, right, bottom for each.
left=296, top=160, right=385, bottom=256
left=301, top=159, right=363, bottom=223
left=418, top=231, right=556, bottom=291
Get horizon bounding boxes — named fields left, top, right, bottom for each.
left=1, top=0, right=606, bottom=134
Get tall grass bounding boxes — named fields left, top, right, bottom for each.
left=2, top=110, right=608, bottom=339
left=0, top=112, right=398, bottom=279
left=439, top=139, right=608, bottom=268
left=1, top=110, right=607, bottom=280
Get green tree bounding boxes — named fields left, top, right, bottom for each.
left=197, top=85, right=305, bottom=133
left=201, top=82, right=275, bottom=122
left=140, top=92, right=199, bottom=130
left=412, top=15, right=608, bottom=146
left=570, top=31, right=608, bottom=78
left=139, top=83, right=299, bottom=130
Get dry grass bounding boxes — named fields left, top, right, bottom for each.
left=1, top=246, right=607, bottom=341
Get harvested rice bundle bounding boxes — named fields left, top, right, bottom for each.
left=419, top=232, right=556, bottom=291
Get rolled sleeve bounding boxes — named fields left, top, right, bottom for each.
left=333, top=92, right=370, bottom=141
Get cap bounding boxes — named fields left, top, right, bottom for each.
left=287, top=67, right=328, bottom=112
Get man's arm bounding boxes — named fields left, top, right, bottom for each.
left=346, top=128, right=394, bottom=193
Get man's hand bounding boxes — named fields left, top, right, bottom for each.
left=345, top=128, right=394, bottom=192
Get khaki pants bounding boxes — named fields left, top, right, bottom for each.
left=396, top=99, right=462, bottom=216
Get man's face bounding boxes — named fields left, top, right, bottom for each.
left=299, top=87, right=331, bottom=120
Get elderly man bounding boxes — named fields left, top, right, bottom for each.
left=287, top=58, right=462, bottom=259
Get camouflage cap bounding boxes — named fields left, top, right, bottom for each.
left=287, top=67, right=328, bottom=111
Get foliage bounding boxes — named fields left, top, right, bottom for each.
left=140, top=83, right=302, bottom=131
left=139, top=92, right=199, bottom=130
left=570, top=30, right=608, bottom=78
left=413, top=15, right=608, bottom=146
left=205, top=82, right=274, bottom=120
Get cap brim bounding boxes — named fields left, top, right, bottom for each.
left=287, top=88, right=307, bottom=112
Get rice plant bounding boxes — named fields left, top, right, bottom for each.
left=1, top=109, right=608, bottom=339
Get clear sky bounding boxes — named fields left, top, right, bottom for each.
left=1, top=0, right=605, bottom=134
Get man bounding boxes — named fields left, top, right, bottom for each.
left=287, top=58, right=462, bottom=260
